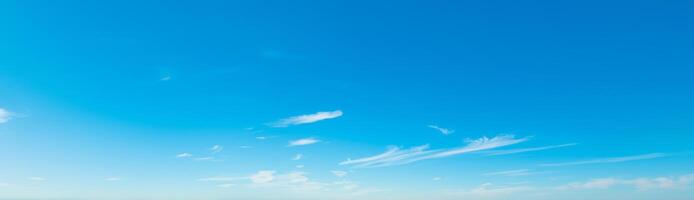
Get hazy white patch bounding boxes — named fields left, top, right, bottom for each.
left=296, top=165, right=305, bottom=169
left=194, top=157, right=221, bottom=162
left=239, top=145, right=253, bottom=149
left=250, top=171, right=276, bottom=184
left=217, top=183, right=235, bottom=188
left=160, top=76, right=171, bottom=81
left=566, top=173, right=694, bottom=190
left=0, top=108, right=13, bottom=123
left=331, top=171, right=348, bottom=178
left=433, top=177, right=442, bottom=181
left=541, top=153, right=666, bottom=167
left=105, top=177, right=121, bottom=181
left=292, top=154, right=303, bottom=160
left=428, top=125, right=454, bottom=135
left=270, top=110, right=342, bottom=127
left=28, top=177, right=45, bottom=181
left=176, top=153, right=193, bottom=158
left=198, top=176, right=246, bottom=182
left=289, top=138, right=320, bottom=147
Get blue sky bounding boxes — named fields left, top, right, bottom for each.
left=0, top=0, right=693, bottom=199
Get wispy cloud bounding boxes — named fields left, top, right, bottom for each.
left=541, top=153, right=666, bottom=167
left=198, top=176, right=247, bottom=182
left=210, top=145, right=223, bottom=153
left=0, top=108, right=13, bottom=123
left=289, top=138, right=320, bottom=147
left=484, top=169, right=534, bottom=177
left=428, top=125, right=454, bottom=135
left=217, top=183, right=235, bottom=188
left=331, top=171, right=348, bottom=178
left=160, top=76, right=172, bottom=81
left=292, top=154, right=303, bottom=160
left=194, top=157, right=222, bottom=162
left=270, top=110, right=343, bottom=127
left=485, top=143, right=577, bottom=156
left=340, top=135, right=528, bottom=168
left=176, top=153, right=193, bottom=158
left=28, top=177, right=45, bottom=181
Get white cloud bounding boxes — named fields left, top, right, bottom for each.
left=239, top=145, right=253, bottom=149
left=566, top=173, right=694, bottom=190
left=0, top=108, right=13, bottom=123
left=194, top=157, right=221, bottom=162
left=250, top=170, right=276, bottom=184
left=541, top=153, right=666, bottom=167
left=28, top=177, right=45, bottom=181
left=160, top=76, right=171, bottom=81
left=176, top=153, right=192, bottom=158
left=340, top=135, right=527, bottom=168
left=210, top=145, right=223, bottom=153
left=256, top=136, right=268, bottom=140
left=270, top=110, right=343, bottom=127
left=428, top=125, right=454, bottom=135
left=198, top=176, right=247, bottom=182
left=433, top=177, right=442, bottom=181
left=293, top=154, right=303, bottom=160
left=331, top=171, right=348, bottom=178
left=217, top=183, right=235, bottom=188
left=484, top=169, right=533, bottom=177
left=105, top=177, right=121, bottom=181
left=296, top=165, right=305, bottom=169
left=485, top=143, right=577, bottom=156
left=288, top=138, right=320, bottom=147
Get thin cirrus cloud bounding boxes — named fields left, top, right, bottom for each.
left=340, top=135, right=528, bottom=168
left=176, top=153, right=193, bottom=158
left=485, top=143, right=577, bottom=156
left=270, top=110, right=343, bottom=127
left=288, top=138, right=320, bottom=147
left=292, top=154, right=303, bottom=160
left=0, top=108, right=13, bottom=123
left=210, top=145, right=223, bottom=153
left=428, top=125, right=454, bottom=135
left=484, top=169, right=534, bottom=177
left=540, top=153, right=667, bottom=167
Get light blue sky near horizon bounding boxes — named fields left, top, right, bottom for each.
left=1, top=0, right=693, bottom=199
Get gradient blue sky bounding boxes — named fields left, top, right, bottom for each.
left=1, top=1, right=693, bottom=199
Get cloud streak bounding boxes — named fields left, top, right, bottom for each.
left=289, top=138, right=320, bottom=147
left=270, top=110, right=343, bottom=127
left=428, top=125, right=454, bottom=135
left=340, top=135, right=527, bottom=168
left=541, top=153, right=666, bottom=167
left=485, top=143, right=577, bottom=156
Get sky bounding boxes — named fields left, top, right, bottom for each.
left=0, top=0, right=693, bottom=200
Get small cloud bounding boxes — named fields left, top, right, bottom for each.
left=256, top=136, right=268, bottom=140
left=433, top=177, right=442, bottom=181
left=105, top=177, right=121, bottom=181
left=28, top=177, right=45, bottom=181
left=292, top=154, right=303, bottom=160
left=176, top=153, right=193, bottom=158
left=270, top=110, right=343, bottom=128
left=428, top=125, right=454, bottom=135
left=0, top=108, right=14, bottom=123
left=331, top=171, right=348, bottom=178
left=288, top=138, right=320, bottom=147
left=210, top=145, right=224, bottom=153
left=250, top=171, right=276, bottom=184
left=296, top=165, right=305, bottom=169
left=541, top=153, right=666, bottom=167
left=239, top=146, right=253, bottom=149
left=160, top=76, right=172, bottom=81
